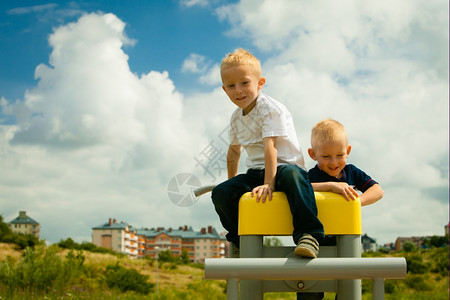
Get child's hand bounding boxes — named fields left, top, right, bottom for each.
left=251, top=184, right=274, bottom=203
left=330, top=182, right=359, bottom=201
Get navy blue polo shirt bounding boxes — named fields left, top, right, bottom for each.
left=308, top=164, right=378, bottom=193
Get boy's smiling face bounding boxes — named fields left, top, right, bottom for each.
left=308, top=141, right=352, bottom=178
left=221, top=64, right=265, bottom=115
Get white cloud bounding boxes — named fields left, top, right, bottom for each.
left=7, top=4, right=58, bottom=15
left=199, top=64, right=221, bottom=86
left=182, top=53, right=208, bottom=73
left=216, top=0, right=449, bottom=244
left=1, top=1, right=448, bottom=247
left=180, top=0, right=209, bottom=8
left=1, top=13, right=220, bottom=243
left=182, top=54, right=221, bottom=86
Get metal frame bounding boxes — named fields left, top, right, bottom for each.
left=195, top=186, right=406, bottom=300
left=204, top=234, right=406, bottom=300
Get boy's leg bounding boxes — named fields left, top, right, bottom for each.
left=211, top=169, right=262, bottom=247
left=275, top=165, right=324, bottom=244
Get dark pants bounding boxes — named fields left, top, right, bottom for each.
left=211, top=165, right=324, bottom=247
left=297, top=293, right=324, bottom=300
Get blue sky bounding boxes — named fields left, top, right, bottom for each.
left=0, top=0, right=448, bottom=246
left=0, top=0, right=249, bottom=101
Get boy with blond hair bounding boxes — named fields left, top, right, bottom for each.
left=299, top=120, right=383, bottom=299
left=211, top=48, right=324, bottom=258
left=308, top=118, right=383, bottom=206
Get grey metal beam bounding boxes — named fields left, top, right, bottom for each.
left=205, top=257, right=406, bottom=281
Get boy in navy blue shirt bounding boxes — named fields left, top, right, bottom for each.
left=307, top=118, right=383, bottom=206
left=297, top=119, right=383, bottom=299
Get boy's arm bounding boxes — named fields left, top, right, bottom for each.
left=252, top=137, right=277, bottom=202
left=359, top=184, right=383, bottom=206
left=227, top=144, right=241, bottom=179
left=311, top=182, right=359, bottom=201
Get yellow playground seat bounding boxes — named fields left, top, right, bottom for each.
left=238, top=191, right=362, bottom=236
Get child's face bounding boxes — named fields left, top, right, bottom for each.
left=308, top=141, right=351, bottom=178
left=221, top=65, right=265, bottom=114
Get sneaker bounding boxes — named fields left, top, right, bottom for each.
left=294, top=234, right=319, bottom=258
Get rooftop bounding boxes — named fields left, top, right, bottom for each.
left=9, top=211, right=39, bottom=225
left=92, top=218, right=129, bottom=230
left=135, top=225, right=225, bottom=240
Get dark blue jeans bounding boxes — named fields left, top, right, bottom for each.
left=211, top=165, right=324, bottom=247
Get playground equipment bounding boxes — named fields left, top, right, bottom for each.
left=194, top=187, right=406, bottom=300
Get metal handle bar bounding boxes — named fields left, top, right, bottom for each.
left=193, top=184, right=217, bottom=197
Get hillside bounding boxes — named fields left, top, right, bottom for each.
left=0, top=242, right=226, bottom=299
left=0, top=243, right=448, bottom=299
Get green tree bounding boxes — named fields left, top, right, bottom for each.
left=58, top=237, right=78, bottom=249
left=158, top=249, right=175, bottom=263
left=105, top=263, right=154, bottom=294
left=181, top=249, right=191, bottom=264
left=406, top=254, right=427, bottom=274
left=0, top=215, right=14, bottom=241
left=423, top=235, right=449, bottom=248
left=403, top=241, right=416, bottom=252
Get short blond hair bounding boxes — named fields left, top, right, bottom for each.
left=311, top=119, right=348, bottom=148
left=220, top=48, right=262, bottom=78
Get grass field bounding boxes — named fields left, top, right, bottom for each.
left=0, top=243, right=448, bottom=299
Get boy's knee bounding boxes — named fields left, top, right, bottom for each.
left=211, top=183, right=228, bottom=206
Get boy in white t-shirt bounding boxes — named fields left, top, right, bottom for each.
left=211, top=49, right=324, bottom=258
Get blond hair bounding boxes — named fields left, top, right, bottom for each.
left=220, top=48, right=262, bottom=78
left=311, top=119, right=348, bottom=148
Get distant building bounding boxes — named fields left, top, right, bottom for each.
left=445, top=223, right=449, bottom=236
left=361, top=233, right=377, bottom=252
left=395, top=236, right=424, bottom=251
left=380, top=243, right=396, bottom=252
left=91, top=218, right=137, bottom=256
left=8, top=211, right=40, bottom=238
left=135, top=225, right=226, bottom=263
left=92, top=219, right=225, bottom=262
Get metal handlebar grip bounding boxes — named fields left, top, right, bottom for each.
left=193, top=184, right=217, bottom=197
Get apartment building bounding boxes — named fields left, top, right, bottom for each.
left=92, top=219, right=225, bottom=262
left=8, top=211, right=40, bottom=238
left=91, top=218, right=141, bottom=258
left=136, top=225, right=226, bottom=263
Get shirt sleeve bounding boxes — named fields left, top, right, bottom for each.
left=259, top=98, right=288, bottom=138
left=308, top=164, right=378, bottom=193
left=346, top=164, right=378, bottom=193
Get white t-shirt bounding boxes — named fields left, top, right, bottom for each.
left=229, top=93, right=306, bottom=170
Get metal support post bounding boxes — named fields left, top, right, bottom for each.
left=373, top=278, right=385, bottom=300
left=240, top=235, right=263, bottom=300
left=227, top=278, right=239, bottom=300
left=337, top=235, right=361, bottom=300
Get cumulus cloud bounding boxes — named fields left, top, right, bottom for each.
left=216, top=0, right=449, bottom=243
left=182, top=53, right=221, bottom=86
left=199, top=64, right=221, bottom=86
left=1, top=1, right=448, bottom=246
left=182, top=53, right=208, bottom=73
left=1, top=13, right=214, bottom=242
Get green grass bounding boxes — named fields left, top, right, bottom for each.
left=0, top=244, right=448, bottom=299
